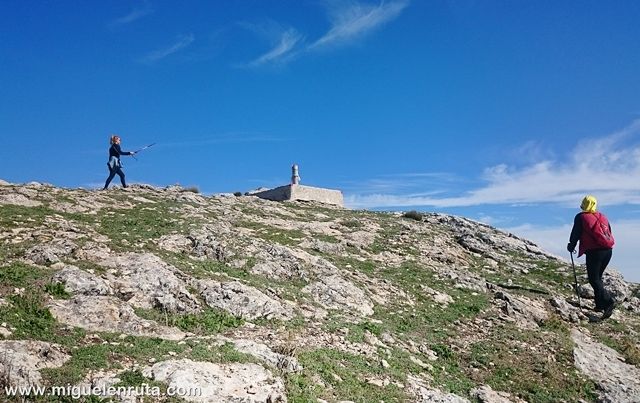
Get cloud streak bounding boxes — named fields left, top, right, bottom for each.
left=244, top=0, right=409, bottom=66
left=309, top=0, right=409, bottom=50
left=346, top=120, right=640, bottom=209
left=109, top=2, right=154, bottom=27
left=140, top=34, right=195, bottom=63
left=249, top=28, right=304, bottom=67
left=153, top=132, right=286, bottom=148
left=341, top=172, right=459, bottom=194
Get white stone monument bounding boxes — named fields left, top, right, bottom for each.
left=291, top=164, right=300, bottom=185
left=252, top=165, right=344, bottom=207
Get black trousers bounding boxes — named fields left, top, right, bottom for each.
left=104, top=167, right=126, bottom=189
left=585, top=248, right=613, bottom=310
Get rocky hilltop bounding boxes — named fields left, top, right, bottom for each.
left=0, top=180, right=639, bottom=402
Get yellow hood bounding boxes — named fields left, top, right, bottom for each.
left=580, top=195, right=597, bottom=213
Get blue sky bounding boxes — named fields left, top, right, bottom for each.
left=1, top=1, right=639, bottom=281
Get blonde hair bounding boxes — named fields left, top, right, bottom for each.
left=110, top=135, right=121, bottom=145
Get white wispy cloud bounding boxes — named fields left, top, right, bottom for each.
left=109, top=2, right=154, bottom=27
left=248, top=28, right=304, bottom=67
left=506, top=219, right=640, bottom=283
left=153, top=132, right=286, bottom=148
left=346, top=120, right=640, bottom=209
left=140, top=34, right=195, bottom=63
left=341, top=172, right=459, bottom=194
left=242, top=1, right=408, bottom=66
left=309, top=0, right=410, bottom=50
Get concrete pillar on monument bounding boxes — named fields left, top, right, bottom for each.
left=291, top=164, right=300, bottom=185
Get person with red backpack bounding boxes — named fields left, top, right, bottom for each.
left=567, top=195, right=616, bottom=319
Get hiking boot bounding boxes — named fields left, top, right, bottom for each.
left=602, top=302, right=616, bottom=319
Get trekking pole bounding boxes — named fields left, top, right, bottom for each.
left=131, top=143, right=155, bottom=162
left=570, top=251, right=581, bottom=309
left=134, top=143, right=156, bottom=154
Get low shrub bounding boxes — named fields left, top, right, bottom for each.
left=45, top=282, right=71, bottom=299
left=180, top=186, right=200, bottom=193
left=402, top=210, right=424, bottom=221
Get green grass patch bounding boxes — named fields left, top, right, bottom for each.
left=527, top=260, right=574, bottom=288
left=281, top=315, right=307, bottom=331
left=163, top=254, right=248, bottom=280
left=368, top=234, right=397, bottom=255
left=320, top=254, right=377, bottom=274
left=42, top=337, right=183, bottom=385
left=238, top=206, right=270, bottom=219
left=96, top=203, right=192, bottom=250
left=16, top=395, right=105, bottom=403
left=540, top=314, right=571, bottom=334
left=162, top=253, right=307, bottom=305
left=135, top=307, right=244, bottom=335
left=345, top=321, right=383, bottom=343
left=42, top=335, right=253, bottom=387
left=0, top=293, right=56, bottom=340
left=367, top=220, right=420, bottom=256
left=479, top=264, right=569, bottom=300
left=372, top=263, right=489, bottom=343
left=113, top=369, right=151, bottom=387
left=314, top=234, right=340, bottom=243
left=0, top=290, right=87, bottom=346
left=282, top=204, right=342, bottom=220
left=285, top=348, right=409, bottom=402
left=166, top=253, right=306, bottom=290
left=383, top=347, right=428, bottom=380
left=69, top=260, right=108, bottom=275
left=463, top=323, right=597, bottom=402
left=0, top=261, right=50, bottom=289
left=110, top=369, right=191, bottom=403
left=0, top=204, right=53, bottom=229
left=237, top=205, right=298, bottom=222
left=235, top=220, right=305, bottom=246
left=481, top=254, right=576, bottom=299
left=613, top=337, right=640, bottom=366
left=51, top=194, right=76, bottom=204
left=323, top=318, right=382, bottom=344
left=340, top=219, right=364, bottom=229
left=189, top=341, right=257, bottom=364
left=589, top=320, right=640, bottom=366
left=44, top=282, right=71, bottom=299
left=336, top=262, right=489, bottom=396
left=0, top=241, right=35, bottom=262
left=429, top=344, right=476, bottom=395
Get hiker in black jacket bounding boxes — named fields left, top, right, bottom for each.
left=567, top=195, right=616, bottom=319
left=103, top=135, right=136, bottom=190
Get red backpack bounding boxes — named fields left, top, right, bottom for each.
left=582, top=212, right=615, bottom=249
